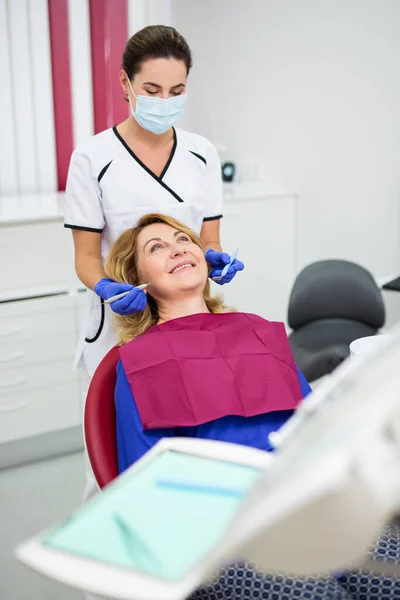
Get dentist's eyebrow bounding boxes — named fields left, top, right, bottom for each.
left=143, top=82, right=185, bottom=89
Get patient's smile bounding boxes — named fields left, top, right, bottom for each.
left=169, top=262, right=196, bottom=274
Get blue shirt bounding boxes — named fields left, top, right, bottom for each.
left=115, top=360, right=311, bottom=474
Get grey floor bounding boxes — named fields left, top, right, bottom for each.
left=0, top=451, right=86, bottom=600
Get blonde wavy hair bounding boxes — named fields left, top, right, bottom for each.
left=105, top=213, right=231, bottom=344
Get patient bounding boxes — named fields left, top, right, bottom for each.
left=105, top=214, right=400, bottom=600
left=105, top=213, right=311, bottom=473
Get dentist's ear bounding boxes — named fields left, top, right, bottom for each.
left=119, top=69, right=131, bottom=100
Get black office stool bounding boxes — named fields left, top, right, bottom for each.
left=288, top=260, right=385, bottom=382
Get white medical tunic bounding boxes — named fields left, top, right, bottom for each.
left=64, top=126, right=223, bottom=375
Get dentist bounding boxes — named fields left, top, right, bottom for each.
left=64, top=25, right=244, bottom=380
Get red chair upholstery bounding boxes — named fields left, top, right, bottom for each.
left=84, top=345, right=120, bottom=489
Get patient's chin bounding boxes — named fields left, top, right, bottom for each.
left=155, top=276, right=205, bottom=298
left=179, top=281, right=204, bottom=292
left=178, top=271, right=207, bottom=289
left=174, top=278, right=204, bottom=293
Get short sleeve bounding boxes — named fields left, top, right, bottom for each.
left=203, top=143, right=223, bottom=222
left=64, top=150, right=105, bottom=233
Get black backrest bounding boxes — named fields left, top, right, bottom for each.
left=288, top=259, right=385, bottom=330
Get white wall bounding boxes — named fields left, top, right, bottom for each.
left=172, top=0, right=400, bottom=278
left=128, top=0, right=172, bottom=35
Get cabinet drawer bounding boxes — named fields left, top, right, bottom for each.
left=0, top=290, right=76, bottom=317
left=0, top=303, right=75, bottom=342
left=0, top=221, right=77, bottom=293
left=0, top=359, right=77, bottom=397
left=0, top=381, right=81, bottom=443
left=0, top=333, right=76, bottom=368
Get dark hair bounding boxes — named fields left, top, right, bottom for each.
left=122, top=25, right=193, bottom=80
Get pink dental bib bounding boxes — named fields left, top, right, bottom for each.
left=119, top=313, right=302, bottom=429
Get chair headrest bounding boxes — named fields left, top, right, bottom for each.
left=288, top=260, right=385, bottom=330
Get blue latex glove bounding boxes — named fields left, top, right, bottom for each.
left=205, top=249, right=245, bottom=285
left=94, top=278, right=147, bottom=315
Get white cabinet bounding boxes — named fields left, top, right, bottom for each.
left=0, top=293, right=82, bottom=445
left=0, top=382, right=80, bottom=443
left=0, top=194, right=85, bottom=464
left=0, top=221, right=78, bottom=294
left=219, top=187, right=297, bottom=325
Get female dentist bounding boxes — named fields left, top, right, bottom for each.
left=64, top=25, right=244, bottom=379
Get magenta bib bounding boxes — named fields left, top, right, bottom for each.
left=119, top=313, right=302, bottom=429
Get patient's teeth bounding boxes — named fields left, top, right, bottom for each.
left=171, top=263, right=193, bottom=274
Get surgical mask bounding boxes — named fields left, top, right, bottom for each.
left=127, top=79, right=187, bottom=135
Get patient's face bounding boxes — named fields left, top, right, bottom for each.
left=136, top=223, right=208, bottom=299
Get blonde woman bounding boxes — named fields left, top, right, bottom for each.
left=105, top=213, right=311, bottom=472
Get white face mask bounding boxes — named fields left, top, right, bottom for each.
left=127, top=79, right=187, bottom=135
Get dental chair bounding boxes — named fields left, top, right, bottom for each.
left=288, top=259, right=385, bottom=382
left=84, top=345, right=120, bottom=489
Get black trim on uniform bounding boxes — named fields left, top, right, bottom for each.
left=189, top=150, right=207, bottom=165
left=64, top=224, right=103, bottom=233
left=203, top=214, right=223, bottom=222
left=85, top=299, right=105, bottom=343
left=112, top=126, right=184, bottom=203
left=98, top=160, right=113, bottom=182
left=159, top=128, right=177, bottom=179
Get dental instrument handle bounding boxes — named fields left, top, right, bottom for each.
left=212, top=248, right=239, bottom=281
left=104, top=282, right=151, bottom=305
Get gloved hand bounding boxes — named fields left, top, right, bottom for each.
left=94, top=278, right=147, bottom=315
left=205, top=249, right=245, bottom=285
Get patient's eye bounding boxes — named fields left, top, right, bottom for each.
left=150, top=242, right=163, bottom=252
left=178, top=235, right=190, bottom=243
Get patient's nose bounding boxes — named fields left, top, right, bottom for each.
left=171, top=243, right=186, bottom=257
